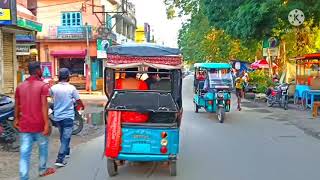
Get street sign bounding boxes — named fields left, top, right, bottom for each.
left=97, top=39, right=109, bottom=58
left=40, top=62, right=52, bottom=78
left=288, top=9, right=305, bottom=26
left=262, top=37, right=279, bottom=56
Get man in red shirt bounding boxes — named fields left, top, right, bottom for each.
left=14, top=61, right=55, bottom=180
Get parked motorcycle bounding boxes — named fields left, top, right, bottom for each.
left=0, top=94, right=19, bottom=151
left=266, top=83, right=290, bottom=110
left=48, top=102, right=84, bottom=135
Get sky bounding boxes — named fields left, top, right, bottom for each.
left=130, top=0, right=184, bottom=48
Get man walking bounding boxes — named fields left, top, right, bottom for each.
left=50, top=68, right=84, bottom=167
left=14, top=61, right=56, bottom=180
left=235, top=73, right=245, bottom=111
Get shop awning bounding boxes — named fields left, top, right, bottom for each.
left=51, top=50, right=87, bottom=57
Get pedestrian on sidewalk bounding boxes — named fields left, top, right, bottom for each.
left=14, top=61, right=56, bottom=180
left=50, top=68, right=84, bottom=167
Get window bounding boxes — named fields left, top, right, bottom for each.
left=61, top=12, right=82, bottom=26
left=106, top=14, right=112, bottom=30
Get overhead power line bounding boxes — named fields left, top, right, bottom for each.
left=37, top=0, right=87, bottom=8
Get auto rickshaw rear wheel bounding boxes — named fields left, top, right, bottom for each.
left=217, top=107, right=225, bottom=123
left=107, top=159, right=118, bottom=177
left=169, top=160, right=177, bottom=176
left=194, top=104, right=199, bottom=113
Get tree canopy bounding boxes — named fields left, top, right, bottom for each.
left=165, top=0, right=320, bottom=64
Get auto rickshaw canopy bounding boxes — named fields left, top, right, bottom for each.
left=105, top=43, right=183, bottom=70
left=194, top=63, right=232, bottom=69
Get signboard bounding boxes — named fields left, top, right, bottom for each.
left=135, top=26, right=145, bottom=43
left=0, top=0, right=12, bottom=25
left=263, top=48, right=279, bottom=57
left=97, top=38, right=109, bottom=58
left=16, top=34, right=35, bottom=42
left=40, top=62, right=53, bottom=78
left=57, top=26, right=92, bottom=39
left=16, top=45, right=30, bottom=55
left=263, top=37, right=279, bottom=56
left=17, top=17, right=42, bottom=32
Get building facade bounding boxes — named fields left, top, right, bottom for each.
left=36, top=0, right=136, bottom=91
left=36, top=0, right=105, bottom=90
left=0, top=0, right=42, bottom=94
left=114, top=1, right=136, bottom=44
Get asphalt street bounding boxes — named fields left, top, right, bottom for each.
left=40, top=75, right=320, bottom=180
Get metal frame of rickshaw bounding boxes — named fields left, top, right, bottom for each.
left=193, top=63, right=232, bottom=123
left=103, top=62, right=183, bottom=176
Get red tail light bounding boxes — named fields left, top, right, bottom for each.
left=160, top=146, right=168, bottom=154
left=226, top=100, right=230, bottom=105
left=161, top=132, right=167, bottom=138
left=208, top=100, right=213, bottom=105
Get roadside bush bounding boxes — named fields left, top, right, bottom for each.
left=248, top=70, right=274, bottom=93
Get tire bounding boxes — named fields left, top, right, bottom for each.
left=194, top=104, right=199, bottom=113
left=217, top=107, right=225, bottom=123
left=267, top=97, right=274, bottom=107
left=107, top=159, right=118, bottom=177
left=169, top=160, right=177, bottom=176
left=283, top=97, right=288, bottom=110
left=72, top=111, right=84, bottom=135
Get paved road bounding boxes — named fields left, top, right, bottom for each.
left=41, top=76, right=320, bottom=180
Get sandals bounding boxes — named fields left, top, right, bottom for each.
left=39, top=167, right=56, bottom=177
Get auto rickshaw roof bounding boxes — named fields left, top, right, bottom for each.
left=107, top=43, right=181, bottom=57
left=105, top=43, right=183, bottom=70
left=194, top=63, right=232, bottom=69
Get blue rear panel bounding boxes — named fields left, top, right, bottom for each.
left=119, top=126, right=179, bottom=161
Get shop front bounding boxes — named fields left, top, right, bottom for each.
left=0, top=1, right=42, bottom=94
left=51, top=50, right=87, bottom=89
left=16, top=34, right=37, bottom=83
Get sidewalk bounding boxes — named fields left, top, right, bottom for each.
left=244, top=97, right=320, bottom=140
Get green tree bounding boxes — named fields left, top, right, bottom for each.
left=203, top=0, right=320, bottom=40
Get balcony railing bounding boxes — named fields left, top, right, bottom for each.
left=48, top=25, right=93, bottom=40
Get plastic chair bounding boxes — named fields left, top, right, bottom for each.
left=294, top=85, right=311, bottom=105
left=300, top=90, right=310, bottom=110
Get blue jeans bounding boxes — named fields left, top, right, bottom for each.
left=54, top=119, right=73, bottom=161
left=19, top=133, right=49, bottom=180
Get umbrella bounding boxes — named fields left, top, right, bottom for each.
left=251, top=59, right=277, bottom=69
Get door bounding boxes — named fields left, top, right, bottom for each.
left=91, top=60, right=98, bottom=91
left=2, top=33, right=14, bottom=94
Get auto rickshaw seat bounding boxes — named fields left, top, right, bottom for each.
left=149, top=79, right=171, bottom=91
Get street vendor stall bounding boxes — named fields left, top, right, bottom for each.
left=292, top=53, right=320, bottom=110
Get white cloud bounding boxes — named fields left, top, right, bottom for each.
left=130, top=0, right=183, bottom=48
